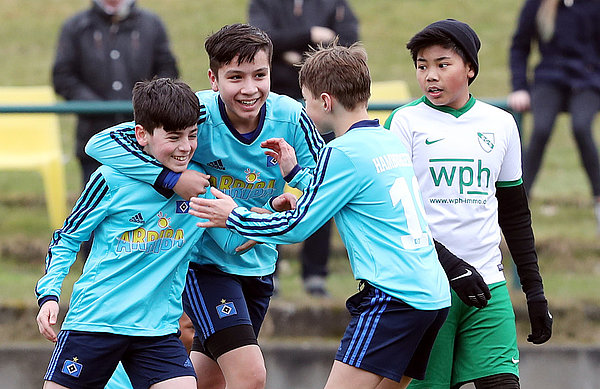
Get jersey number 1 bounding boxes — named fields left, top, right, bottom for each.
left=389, top=177, right=431, bottom=249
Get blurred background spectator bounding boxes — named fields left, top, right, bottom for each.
left=249, top=0, right=359, bottom=296
left=508, top=0, right=600, bottom=230
left=52, top=0, right=179, bottom=186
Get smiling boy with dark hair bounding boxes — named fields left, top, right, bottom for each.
left=36, top=78, right=249, bottom=389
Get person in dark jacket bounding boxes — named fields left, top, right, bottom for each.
left=248, top=0, right=359, bottom=297
left=508, top=0, right=600, bottom=230
left=53, top=0, right=179, bottom=185
left=249, top=0, right=359, bottom=100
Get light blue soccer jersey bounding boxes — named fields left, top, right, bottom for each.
left=226, top=120, right=451, bottom=310
left=35, top=163, right=246, bottom=336
left=86, top=90, right=323, bottom=276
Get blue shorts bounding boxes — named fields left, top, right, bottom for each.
left=44, top=330, right=195, bottom=389
left=182, top=264, right=274, bottom=359
left=336, top=283, right=449, bottom=382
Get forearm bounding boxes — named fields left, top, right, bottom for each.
left=85, top=125, right=165, bottom=185
left=496, top=184, right=545, bottom=301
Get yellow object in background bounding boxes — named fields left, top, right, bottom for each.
left=368, top=80, right=411, bottom=122
left=0, top=86, right=67, bottom=229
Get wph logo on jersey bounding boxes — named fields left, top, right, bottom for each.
left=477, top=132, right=495, bottom=153
left=429, top=158, right=491, bottom=195
left=61, top=357, right=83, bottom=378
left=216, top=299, right=237, bottom=319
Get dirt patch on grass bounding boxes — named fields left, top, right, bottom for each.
left=0, top=236, right=48, bottom=263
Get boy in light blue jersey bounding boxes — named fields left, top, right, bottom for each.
left=188, top=44, right=451, bottom=389
left=35, top=78, right=248, bottom=389
left=85, top=24, right=323, bottom=389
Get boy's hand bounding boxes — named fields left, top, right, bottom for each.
left=190, top=187, right=238, bottom=228
left=174, top=170, right=211, bottom=200
left=261, top=138, right=298, bottom=178
left=526, top=298, right=552, bottom=344
left=272, top=192, right=298, bottom=212
left=448, top=261, right=491, bottom=309
left=36, top=300, right=59, bottom=342
left=507, top=90, right=530, bottom=112
left=235, top=240, right=259, bottom=252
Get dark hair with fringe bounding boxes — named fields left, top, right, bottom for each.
left=132, top=78, right=200, bottom=134
left=205, top=23, right=273, bottom=76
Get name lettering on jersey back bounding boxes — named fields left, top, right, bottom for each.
left=116, top=212, right=185, bottom=253
left=372, top=153, right=412, bottom=173
left=429, top=158, right=491, bottom=194
left=209, top=175, right=276, bottom=200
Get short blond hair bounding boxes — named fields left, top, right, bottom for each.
left=299, top=43, right=370, bottom=110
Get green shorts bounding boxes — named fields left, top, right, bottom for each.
left=408, top=281, right=519, bottom=389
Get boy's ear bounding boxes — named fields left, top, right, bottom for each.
left=208, top=69, right=219, bottom=92
left=467, top=62, right=476, bottom=81
left=135, top=124, right=149, bottom=146
left=321, top=92, right=333, bottom=112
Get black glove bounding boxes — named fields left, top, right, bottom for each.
left=434, top=240, right=491, bottom=309
left=526, top=298, right=552, bottom=344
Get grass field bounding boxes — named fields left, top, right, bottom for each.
left=1, top=0, right=600, bottom=343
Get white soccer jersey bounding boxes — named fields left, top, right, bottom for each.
left=385, top=96, right=522, bottom=284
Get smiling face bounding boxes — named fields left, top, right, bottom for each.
left=208, top=49, right=270, bottom=133
left=135, top=125, right=198, bottom=173
left=416, top=44, right=474, bottom=110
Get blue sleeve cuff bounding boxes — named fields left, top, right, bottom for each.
left=283, top=164, right=301, bottom=183
left=38, top=295, right=59, bottom=308
left=156, top=168, right=182, bottom=189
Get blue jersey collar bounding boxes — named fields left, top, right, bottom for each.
left=218, top=96, right=267, bottom=144
left=347, top=119, right=380, bottom=132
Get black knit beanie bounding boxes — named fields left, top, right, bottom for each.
left=421, top=19, right=481, bottom=83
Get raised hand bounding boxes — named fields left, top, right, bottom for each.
left=261, top=138, right=298, bottom=178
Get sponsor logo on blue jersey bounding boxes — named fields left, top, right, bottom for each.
left=117, top=212, right=185, bottom=253
left=61, top=358, right=83, bottom=378
left=216, top=300, right=237, bottom=319
left=210, top=174, right=277, bottom=200
left=267, top=156, right=278, bottom=167
left=176, top=200, right=189, bottom=214
left=129, top=212, right=144, bottom=223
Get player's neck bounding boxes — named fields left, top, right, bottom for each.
left=333, top=107, right=370, bottom=137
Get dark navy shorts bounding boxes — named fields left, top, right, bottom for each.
left=336, top=283, right=449, bottom=382
left=44, top=330, right=195, bottom=389
left=182, top=264, right=274, bottom=359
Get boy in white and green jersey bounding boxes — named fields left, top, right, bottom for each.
left=385, top=19, right=553, bottom=389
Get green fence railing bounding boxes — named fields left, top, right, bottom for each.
left=0, top=99, right=522, bottom=127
